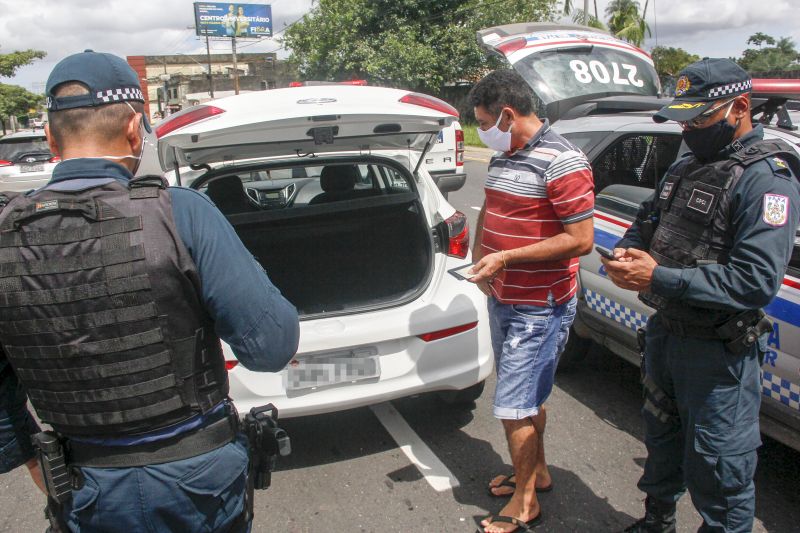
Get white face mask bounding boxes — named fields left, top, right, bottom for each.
left=477, top=112, right=513, bottom=152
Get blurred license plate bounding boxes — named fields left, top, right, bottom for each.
left=285, top=347, right=380, bottom=393
left=20, top=164, right=44, bottom=173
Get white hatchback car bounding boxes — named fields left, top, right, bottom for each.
left=155, top=86, right=493, bottom=418
left=0, top=131, right=60, bottom=192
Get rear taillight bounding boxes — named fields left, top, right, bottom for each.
left=48, top=156, right=61, bottom=163
left=225, top=360, right=238, bottom=371
left=156, top=105, right=225, bottom=138
left=445, top=211, right=469, bottom=258
left=455, top=128, right=464, bottom=167
left=0, top=160, right=12, bottom=167
left=418, top=321, right=478, bottom=342
left=399, top=93, right=459, bottom=117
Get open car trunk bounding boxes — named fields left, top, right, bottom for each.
left=195, top=158, right=434, bottom=317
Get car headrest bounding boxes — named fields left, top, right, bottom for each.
left=320, top=165, right=359, bottom=193
left=206, top=175, right=244, bottom=197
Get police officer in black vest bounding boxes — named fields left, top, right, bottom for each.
left=0, top=51, right=299, bottom=532
left=603, top=58, right=800, bottom=532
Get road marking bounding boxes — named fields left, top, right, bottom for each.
left=465, top=156, right=490, bottom=163
left=370, top=402, right=459, bottom=492
left=470, top=206, right=482, bottom=211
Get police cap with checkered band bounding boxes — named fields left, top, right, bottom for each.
left=45, top=49, right=151, bottom=132
left=653, top=58, right=752, bottom=124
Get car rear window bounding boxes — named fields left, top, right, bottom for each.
left=0, top=137, right=51, bottom=161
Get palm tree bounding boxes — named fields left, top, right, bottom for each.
left=608, top=0, right=651, bottom=47
left=563, top=0, right=606, bottom=30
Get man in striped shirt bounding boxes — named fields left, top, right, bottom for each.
left=469, top=70, right=594, bottom=533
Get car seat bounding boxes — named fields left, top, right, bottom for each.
left=309, top=165, right=366, bottom=204
left=205, top=176, right=259, bottom=214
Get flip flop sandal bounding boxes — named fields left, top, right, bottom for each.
left=487, top=474, right=553, bottom=497
left=480, top=512, right=543, bottom=532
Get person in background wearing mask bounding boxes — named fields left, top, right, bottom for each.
left=468, top=69, right=594, bottom=533
left=603, top=58, right=800, bottom=533
left=0, top=50, right=300, bottom=532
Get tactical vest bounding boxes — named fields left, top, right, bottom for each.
left=0, top=176, right=228, bottom=437
left=640, top=139, right=800, bottom=325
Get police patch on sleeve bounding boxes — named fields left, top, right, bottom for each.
left=763, top=194, right=789, bottom=227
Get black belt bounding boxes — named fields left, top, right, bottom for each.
left=658, top=309, right=762, bottom=340
left=67, top=413, right=238, bottom=468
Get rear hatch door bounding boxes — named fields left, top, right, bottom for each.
left=477, top=23, right=660, bottom=121
left=156, top=86, right=457, bottom=171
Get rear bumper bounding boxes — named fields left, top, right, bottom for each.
left=429, top=170, right=467, bottom=196
left=227, top=256, right=493, bottom=418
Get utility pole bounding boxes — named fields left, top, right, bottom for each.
left=205, top=33, right=215, bottom=98
left=232, top=36, right=240, bottom=95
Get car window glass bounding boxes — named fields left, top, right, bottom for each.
left=592, top=134, right=682, bottom=193
left=0, top=138, right=51, bottom=161
left=561, top=131, right=610, bottom=153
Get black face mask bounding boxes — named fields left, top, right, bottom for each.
left=682, top=118, right=738, bottom=162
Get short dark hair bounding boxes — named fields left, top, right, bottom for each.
left=48, top=82, right=143, bottom=148
left=468, top=69, right=536, bottom=117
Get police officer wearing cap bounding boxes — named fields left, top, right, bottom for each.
left=603, top=58, right=800, bottom=532
left=0, top=50, right=300, bottom=532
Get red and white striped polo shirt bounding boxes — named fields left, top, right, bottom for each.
left=481, top=120, right=594, bottom=305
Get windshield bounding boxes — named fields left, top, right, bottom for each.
left=512, top=46, right=660, bottom=105
left=0, top=137, right=51, bottom=161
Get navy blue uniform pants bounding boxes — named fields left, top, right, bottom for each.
left=62, top=436, right=251, bottom=533
left=638, top=315, right=761, bottom=533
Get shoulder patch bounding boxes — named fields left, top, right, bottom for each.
left=763, top=193, right=789, bottom=227
left=765, top=155, right=795, bottom=179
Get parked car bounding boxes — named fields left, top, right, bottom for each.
left=0, top=131, right=59, bottom=192
left=155, top=85, right=492, bottom=418
left=479, top=22, right=800, bottom=452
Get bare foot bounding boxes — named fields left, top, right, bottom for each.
left=488, top=472, right=552, bottom=497
left=481, top=498, right=541, bottom=532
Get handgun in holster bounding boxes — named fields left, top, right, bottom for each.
left=241, top=404, right=291, bottom=522
left=33, top=431, right=71, bottom=533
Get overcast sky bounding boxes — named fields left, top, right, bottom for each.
left=2, top=0, right=799, bottom=92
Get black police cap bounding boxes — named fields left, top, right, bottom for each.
left=45, top=50, right=151, bottom=132
left=653, top=58, right=752, bottom=124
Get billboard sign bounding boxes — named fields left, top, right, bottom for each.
left=194, top=3, right=272, bottom=38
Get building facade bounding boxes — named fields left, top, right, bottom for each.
left=126, top=52, right=296, bottom=121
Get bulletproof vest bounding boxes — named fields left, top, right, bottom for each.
left=0, top=176, right=228, bottom=437
left=640, top=139, right=800, bottom=324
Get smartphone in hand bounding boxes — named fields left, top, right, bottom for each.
left=595, top=246, right=616, bottom=261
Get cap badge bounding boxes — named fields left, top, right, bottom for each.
left=675, top=76, right=691, bottom=97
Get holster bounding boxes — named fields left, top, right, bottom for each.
left=33, top=432, right=71, bottom=533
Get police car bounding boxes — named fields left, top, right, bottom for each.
left=479, top=22, right=800, bottom=452
left=154, top=85, right=492, bottom=418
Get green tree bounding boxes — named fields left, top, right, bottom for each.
left=650, top=46, right=699, bottom=78
left=607, top=0, right=650, bottom=47
left=0, top=48, right=46, bottom=78
left=738, top=33, right=800, bottom=72
left=0, top=46, right=46, bottom=134
left=0, top=83, right=43, bottom=134
left=282, top=0, right=559, bottom=92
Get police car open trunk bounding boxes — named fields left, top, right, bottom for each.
left=155, top=86, right=458, bottom=317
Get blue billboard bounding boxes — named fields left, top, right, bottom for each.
left=194, top=3, right=272, bottom=38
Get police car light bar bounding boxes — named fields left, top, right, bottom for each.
left=752, top=78, right=800, bottom=98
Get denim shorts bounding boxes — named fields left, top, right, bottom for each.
left=488, top=295, right=577, bottom=419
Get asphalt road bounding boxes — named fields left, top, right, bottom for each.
left=2, top=149, right=798, bottom=532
